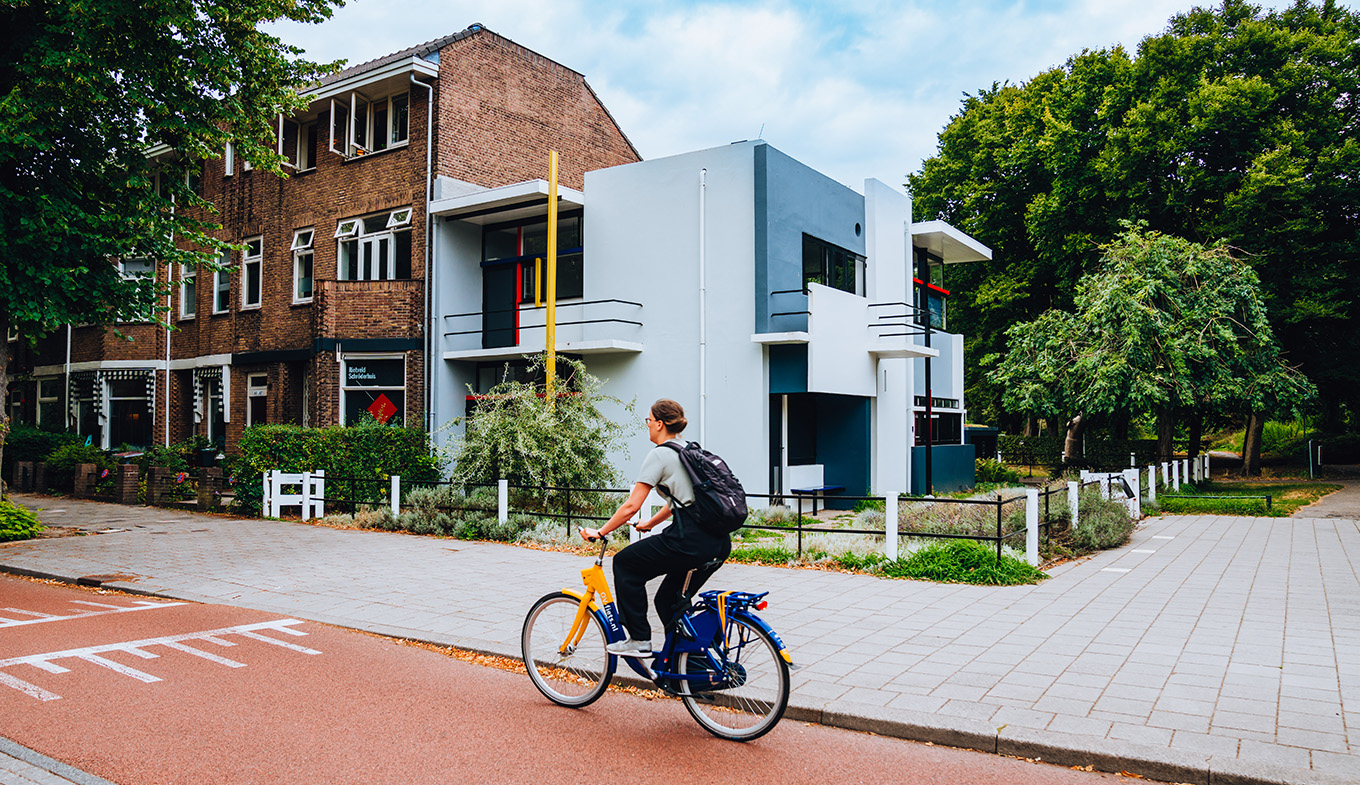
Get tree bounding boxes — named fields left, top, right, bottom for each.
left=453, top=355, right=634, bottom=504
left=990, top=224, right=1315, bottom=471
left=0, top=0, right=341, bottom=469
left=910, top=0, right=1360, bottom=436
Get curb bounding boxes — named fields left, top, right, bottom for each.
left=3, top=565, right=1351, bottom=785
left=0, top=736, right=119, bottom=785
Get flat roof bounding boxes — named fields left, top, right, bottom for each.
left=429, top=180, right=586, bottom=224
left=911, top=220, right=992, bottom=264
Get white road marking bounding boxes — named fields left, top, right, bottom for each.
left=69, top=601, right=123, bottom=609
left=3, top=608, right=58, bottom=618
left=1102, top=567, right=1131, bottom=573
left=0, top=619, right=316, bottom=701
left=0, top=600, right=185, bottom=629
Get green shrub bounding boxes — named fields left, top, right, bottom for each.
left=1, top=423, right=80, bottom=479
left=975, top=458, right=1021, bottom=484
left=44, top=444, right=115, bottom=491
left=883, top=539, right=1046, bottom=585
left=0, top=499, right=43, bottom=542
left=1073, top=489, right=1135, bottom=549
left=230, top=420, right=443, bottom=515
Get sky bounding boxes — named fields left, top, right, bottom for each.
left=265, top=0, right=1312, bottom=193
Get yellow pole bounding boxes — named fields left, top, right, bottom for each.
left=546, top=150, right=559, bottom=404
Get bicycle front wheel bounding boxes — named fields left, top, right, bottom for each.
left=522, top=592, right=612, bottom=707
left=677, top=616, right=790, bottom=741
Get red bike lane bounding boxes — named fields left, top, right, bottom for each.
left=0, top=575, right=1132, bottom=784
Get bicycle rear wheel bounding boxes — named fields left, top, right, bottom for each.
left=677, top=616, right=789, bottom=740
left=522, top=592, right=612, bottom=707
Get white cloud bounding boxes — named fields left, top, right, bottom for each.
left=265, top=0, right=1340, bottom=190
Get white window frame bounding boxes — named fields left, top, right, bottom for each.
left=292, top=228, right=315, bottom=304
left=336, top=209, right=410, bottom=282
left=116, top=258, right=155, bottom=323
left=213, top=249, right=232, bottom=314
left=340, top=353, right=405, bottom=425
left=224, top=141, right=235, bottom=176
left=36, top=376, right=63, bottom=430
left=246, top=373, right=268, bottom=426
left=6, top=326, right=17, bottom=342
left=241, top=237, right=262, bottom=310
left=387, top=208, right=412, bottom=229
left=179, top=263, right=196, bottom=319
left=328, top=91, right=409, bottom=159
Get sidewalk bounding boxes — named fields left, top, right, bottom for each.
left=1, top=494, right=1356, bottom=785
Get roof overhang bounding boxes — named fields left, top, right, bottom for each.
left=429, top=179, right=586, bottom=225
left=911, top=220, right=992, bottom=264
left=304, top=57, right=439, bottom=107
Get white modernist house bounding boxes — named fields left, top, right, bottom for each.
left=427, top=141, right=990, bottom=505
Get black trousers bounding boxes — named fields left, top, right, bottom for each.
left=612, top=519, right=731, bottom=642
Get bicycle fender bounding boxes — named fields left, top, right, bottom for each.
left=732, top=609, right=794, bottom=666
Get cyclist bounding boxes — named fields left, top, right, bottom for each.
left=579, top=398, right=731, bottom=657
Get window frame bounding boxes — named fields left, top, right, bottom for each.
left=246, top=373, right=268, bottom=426
left=328, top=91, right=410, bottom=158
left=213, top=249, right=232, bottom=314
left=224, top=141, right=234, bottom=176
left=36, top=376, right=63, bottom=431
left=240, top=237, right=263, bottom=310
left=340, top=354, right=406, bottom=426
left=292, top=228, right=315, bottom=304
left=179, top=263, right=197, bottom=319
left=336, top=209, right=413, bottom=282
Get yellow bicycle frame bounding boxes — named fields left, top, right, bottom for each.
left=557, top=561, right=614, bottom=656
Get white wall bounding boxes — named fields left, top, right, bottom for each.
left=864, top=179, right=913, bottom=495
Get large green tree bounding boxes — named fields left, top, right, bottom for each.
left=910, top=0, right=1360, bottom=436
left=0, top=0, right=341, bottom=464
left=991, top=225, right=1315, bottom=470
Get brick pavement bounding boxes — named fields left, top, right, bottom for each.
left=0, top=493, right=1356, bottom=785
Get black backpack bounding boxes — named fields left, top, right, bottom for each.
left=659, top=441, right=748, bottom=536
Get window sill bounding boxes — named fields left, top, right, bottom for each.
left=178, top=315, right=196, bottom=322
left=292, top=298, right=314, bottom=307
left=339, top=141, right=410, bottom=164
left=211, top=310, right=231, bottom=317
left=240, top=304, right=262, bottom=312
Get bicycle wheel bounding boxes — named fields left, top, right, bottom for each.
left=522, top=592, right=612, bottom=707
left=677, top=616, right=790, bottom=740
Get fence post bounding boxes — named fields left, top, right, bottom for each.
left=1068, top=481, right=1079, bottom=529
left=1203, top=453, right=1210, bottom=481
left=1147, top=465, right=1156, bottom=503
left=1183, top=459, right=1191, bottom=485
left=1123, top=468, right=1141, bottom=519
left=300, top=472, right=312, bottom=521
left=1025, top=488, right=1039, bottom=567
left=1130, top=451, right=1136, bottom=468
left=885, top=492, right=899, bottom=561
left=313, top=470, right=325, bottom=518
left=390, top=475, right=400, bottom=517
left=263, top=470, right=273, bottom=518
left=498, top=479, right=508, bottom=524
left=1172, top=461, right=1181, bottom=491
left=1161, top=461, right=1169, bottom=487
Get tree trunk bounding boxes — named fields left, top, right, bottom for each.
left=1241, top=412, right=1265, bottom=476
left=1156, top=409, right=1174, bottom=463
left=1023, top=415, right=1038, bottom=438
left=1063, top=413, right=1086, bottom=462
left=1186, top=412, right=1203, bottom=459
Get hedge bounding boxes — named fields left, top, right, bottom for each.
left=229, top=420, right=443, bottom=515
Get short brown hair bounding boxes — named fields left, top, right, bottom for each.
left=650, top=399, right=687, bottom=434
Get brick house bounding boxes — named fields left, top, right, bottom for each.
left=5, top=24, right=639, bottom=451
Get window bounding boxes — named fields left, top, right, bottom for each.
left=241, top=237, right=262, bottom=309
left=108, top=378, right=152, bottom=447
left=279, top=118, right=318, bottom=171
left=914, top=412, right=963, bottom=446
left=292, top=229, right=314, bottom=303
left=6, top=326, right=17, bottom=342
left=206, top=377, right=225, bottom=448
left=803, top=234, right=864, bottom=296
left=247, top=374, right=267, bottom=426
left=481, top=213, right=584, bottom=303
left=180, top=263, right=196, bottom=319
left=117, top=257, right=155, bottom=322
left=36, top=377, right=63, bottom=430
left=329, top=92, right=410, bottom=158
left=5, top=383, right=21, bottom=427
left=213, top=249, right=231, bottom=314
left=336, top=209, right=413, bottom=281
left=224, top=141, right=235, bottom=176
left=341, top=356, right=404, bottom=425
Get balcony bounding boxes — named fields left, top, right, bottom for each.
left=441, top=298, right=643, bottom=362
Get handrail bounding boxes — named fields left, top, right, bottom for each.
left=443, top=298, right=642, bottom=321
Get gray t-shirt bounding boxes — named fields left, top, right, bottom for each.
left=636, top=440, right=694, bottom=508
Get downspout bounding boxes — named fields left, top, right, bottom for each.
left=164, top=286, right=171, bottom=446
left=411, top=73, right=434, bottom=434
left=698, top=168, right=707, bottom=445
left=64, top=325, right=71, bottom=430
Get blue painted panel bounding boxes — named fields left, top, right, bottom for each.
left=911, top=444, right=977, bottom=494
left=769, top=345, right=808, bottom=394
left=816, top=394, right=870, bottom=507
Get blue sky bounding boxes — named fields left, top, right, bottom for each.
left=266, top=0, right=1314, bottom=192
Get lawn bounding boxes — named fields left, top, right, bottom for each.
left=1155, top=481, right=1340, bottom=517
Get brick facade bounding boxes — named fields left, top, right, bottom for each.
left=6, top=25, right=640, bottom=454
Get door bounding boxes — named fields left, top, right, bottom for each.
left=482, top=264, right=519, bottom=349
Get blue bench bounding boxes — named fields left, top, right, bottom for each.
left=790, top=485, right=844, bottom=515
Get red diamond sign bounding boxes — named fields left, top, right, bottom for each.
left=367, top=394, right=398, bottom=424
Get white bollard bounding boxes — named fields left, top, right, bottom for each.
left=885, top=492, right=899, bottom=561
left=1123, top=468, right=1141, bottom=519
left=1068, top=481, right=1079, bottom=528
left=1025, top=489, right=1039, bottom=567
left=390, top=475, right=400, bottom=517
left=498, top=479, right=509, bottom=524
left=300, top=471, right=312, bottom=521
left=1147, top=465, right=1157, bottom=503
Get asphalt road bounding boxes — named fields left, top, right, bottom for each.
left=0, top=576, right=1138, bottom=784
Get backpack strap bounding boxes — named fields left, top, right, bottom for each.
left=656, top=440, right=692, bottom=507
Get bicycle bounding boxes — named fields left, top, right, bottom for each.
left=521, top=534, right=793, bottom=741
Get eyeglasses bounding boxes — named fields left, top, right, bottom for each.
left=645, top=416, right=657, bottom=425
